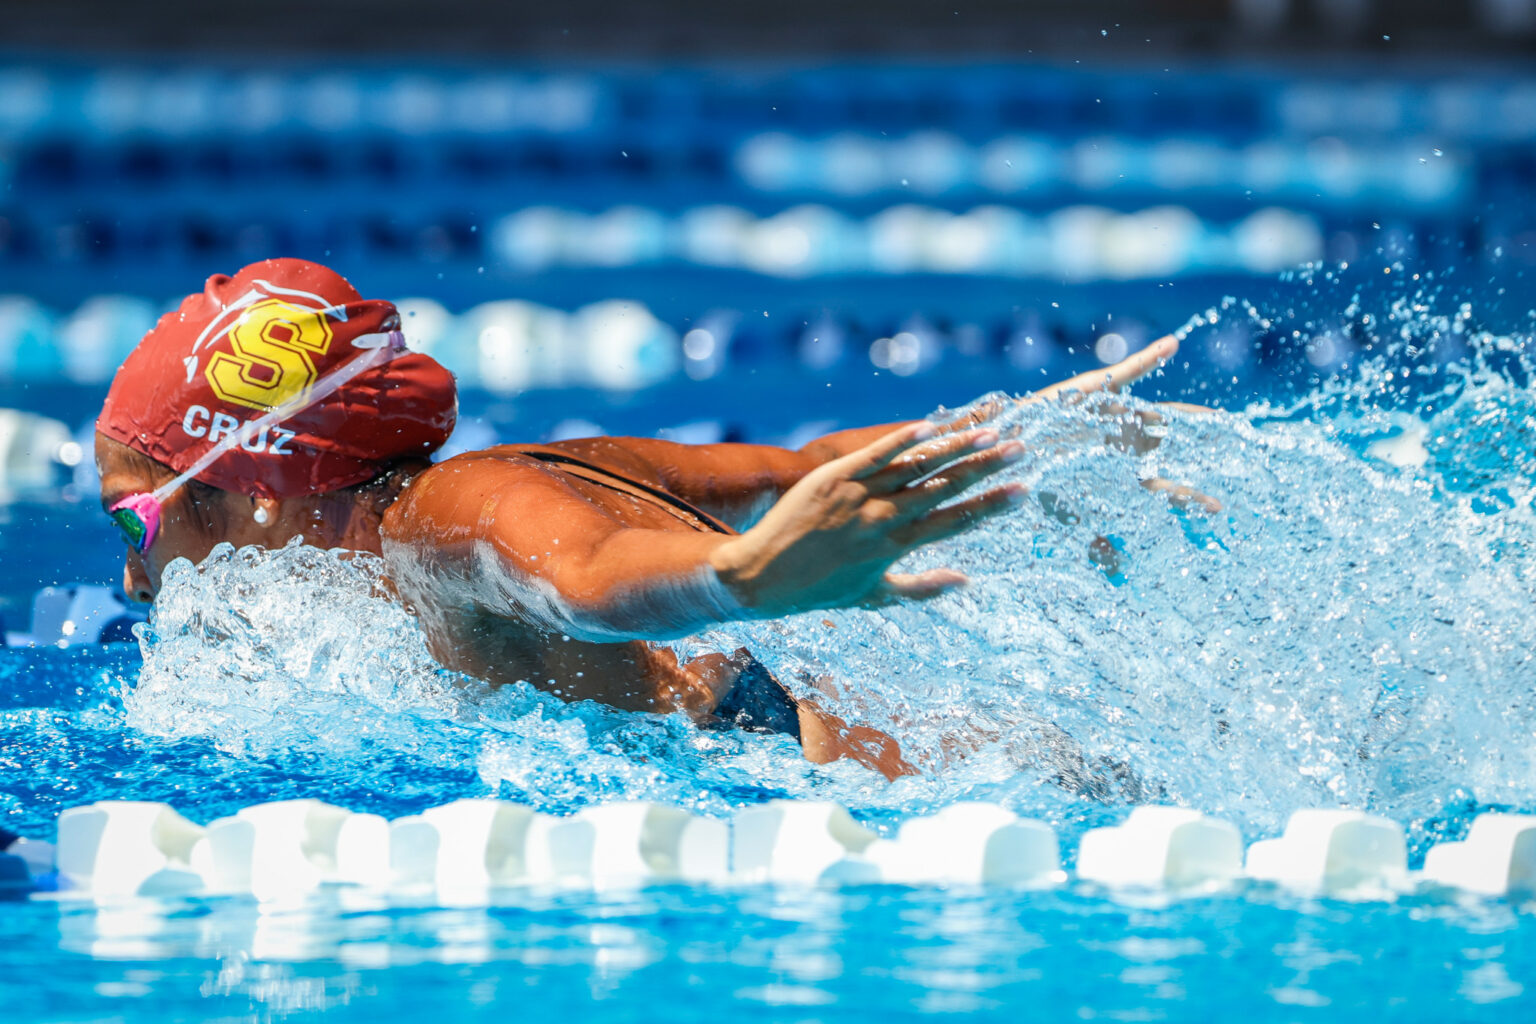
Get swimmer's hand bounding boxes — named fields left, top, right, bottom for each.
left=1023, top=335, right=1221, bottom=513
left=1027, top=335, right=1184, bottom=403
left=949, top=334, right=1215, bottom=454
left=709, top=423, right=1026, bottom=614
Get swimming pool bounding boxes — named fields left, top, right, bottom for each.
left=5, top=257, right=1536, bottom=1020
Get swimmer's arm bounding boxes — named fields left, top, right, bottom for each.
left=1024, top=335, right=1180, bottom=403
left=800, top=336, right=1185, bottom=463
left=538, top=337, right=1189, bottom=530
left=545, top=428, right=1020, bottom=534
left=544, top=433, right=999, bottom=534
left=799, top=335, right=1218, bottom=516
left=390, top=427, right=1022, bottom=641
left=387, top=458, right=745, bottom=642
left=538, top=435, right=821, bottom=530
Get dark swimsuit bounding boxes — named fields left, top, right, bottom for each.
left=514, top=447, right=803, bottom=741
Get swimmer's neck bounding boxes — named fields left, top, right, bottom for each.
left=263, top=465, right=424, bottom=555
left=261, top=489, right=397, bottom=556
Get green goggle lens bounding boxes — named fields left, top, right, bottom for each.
left=110, top=507, right=149, bottom=552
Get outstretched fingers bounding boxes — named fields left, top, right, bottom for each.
left=1102, top=335, right=1180, bottom=391
left=896, top=482, right=1030, bottom=547
left=885, top=439, right=1026, bottom=517
left=842, top=422, right=940, bottom=480
left=868, top=427, right=1008, bottom=491
left=1031, top=335, right=1180, bottom=402
left=1140, top=476, right=1223, bottom=513
left=869, top=568, right=970, bottom=606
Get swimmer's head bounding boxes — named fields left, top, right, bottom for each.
left=96, top=431, right=422, bottom=603
left=95, top=258, right=457, bottom=600
left=98, top=258, right=456, bottom=499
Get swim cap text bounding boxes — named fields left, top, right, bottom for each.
left=181, top=405, right=297, bottom=455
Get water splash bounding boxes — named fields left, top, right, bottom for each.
left=706, top=374, right=1536, bottom=835
left=125, top=540, right=904, bottom=821
left=123, top=298, right=1536, bottom=842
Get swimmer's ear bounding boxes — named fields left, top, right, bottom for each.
left=252, top=496, right=281, bottom=527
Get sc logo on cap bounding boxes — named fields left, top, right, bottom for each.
left=205, top=298, right=335, bottom=412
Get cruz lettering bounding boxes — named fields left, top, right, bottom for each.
left=180, top=404, right=298, bottom=456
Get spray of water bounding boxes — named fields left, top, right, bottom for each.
left=123, top=277, right=1536, bottom=841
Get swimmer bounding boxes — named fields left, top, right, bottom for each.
left=95, top=259, right=1193, bottom=779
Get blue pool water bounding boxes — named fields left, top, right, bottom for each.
left=3, top=880, right=1533, bottom=1021
left=5, top=264, right=1536, bottom=1020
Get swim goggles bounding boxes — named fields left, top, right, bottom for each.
left=108, top=330, right=406, bottom=555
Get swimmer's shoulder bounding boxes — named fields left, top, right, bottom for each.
left=384, top=446, right=596, bottom=542
left=400, top=446, right=555, bottom=492
left=386, top=438, right=708, bottom=547
left=419, top=444, right=556, bottom=473
left=398, top=443, right=658, bottom=497
left=414, top=439, right=673, bottom=491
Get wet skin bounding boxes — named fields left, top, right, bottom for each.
left=96, top=425, right=1012, bottom=779
left=97, top=336, right=1192, bottom=780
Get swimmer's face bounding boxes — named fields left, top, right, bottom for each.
left=95, top=433, right=275, bottom=603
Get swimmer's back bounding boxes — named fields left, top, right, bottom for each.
left=378, top=441, right=813, bottom=736
left=378, top=445, right=737, bottom=711
left=387, top=442, right=736, bottom=553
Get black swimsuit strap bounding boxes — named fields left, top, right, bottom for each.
left=513, top=447, right=737, bottom=536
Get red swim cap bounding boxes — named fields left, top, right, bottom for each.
left=97, top=259, right=457, bottom=499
